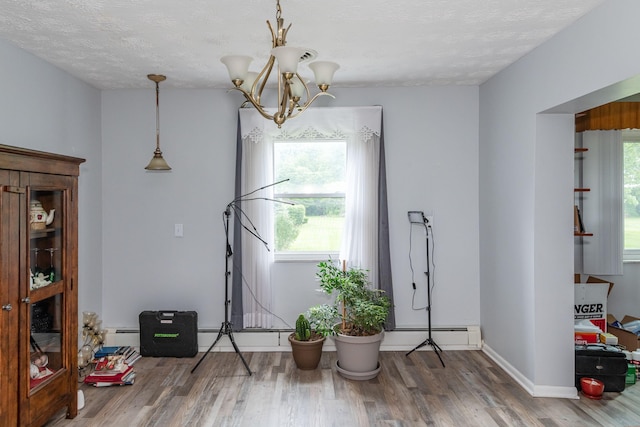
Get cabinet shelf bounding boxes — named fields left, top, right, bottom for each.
left=30, top=227, right=58, bottom=239
left=29, top=367, right=66, bottom=394
left=30, top=281, right=63, bottom=303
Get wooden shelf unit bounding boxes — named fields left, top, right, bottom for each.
left=575, top=147, right=591, bottom=237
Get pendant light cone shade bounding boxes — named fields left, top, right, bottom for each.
left=145, top=74, right=171, bottom=171
left=145, top=149, right=171, bottom=170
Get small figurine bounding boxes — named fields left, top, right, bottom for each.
left=30, top=270, right=51, bottom=289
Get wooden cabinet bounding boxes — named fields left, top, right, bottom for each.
left=0, top=145, right=84, bottom=426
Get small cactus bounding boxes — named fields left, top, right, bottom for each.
left=295, top=314, right=311, bottom=341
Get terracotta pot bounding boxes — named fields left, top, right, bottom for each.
left=288, top=333, right=325, bottom=370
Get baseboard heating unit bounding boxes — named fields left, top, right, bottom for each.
left=105, top=325, right=482, bottom=353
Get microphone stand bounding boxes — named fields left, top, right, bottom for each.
left=406, top=220, right=445, bottom=367
left=191, top=204, right=252, bottom=375
left=191, top=179, right=291, bottom=376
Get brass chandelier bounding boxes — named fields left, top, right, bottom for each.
left=220, top=0, right=339, bottom=128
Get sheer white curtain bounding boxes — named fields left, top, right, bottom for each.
left=340, top=126, right=380, bottom=286
left=236, top=106, right=388, bottom=328
left=238, top=123, right=274, bottom=328
left=582, top=130, right=623, bottom=275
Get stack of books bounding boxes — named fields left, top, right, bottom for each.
left=94, top=346, right=142, bottom=365
left=84, top=346, right=141, bottom=387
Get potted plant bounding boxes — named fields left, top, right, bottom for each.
left=313, top=260, right=391, bottom=380
left=288, top=314, right=326, bottom=370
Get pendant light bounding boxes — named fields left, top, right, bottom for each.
left=145, top=74, right=171, bottom=171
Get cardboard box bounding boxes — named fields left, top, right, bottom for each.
left=574, top=274, right=614, bottom=294
left=575, top=275, right=612, bottom=333
left=585, top=275, right=614, bottom=296
left=607, top=314, right=640, bottom=351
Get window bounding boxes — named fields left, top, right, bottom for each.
left=624, top=129, right=640, bottom=260
left=234, top=106, right=393, bottom=329
left=273, top=140, right=346, bottom=257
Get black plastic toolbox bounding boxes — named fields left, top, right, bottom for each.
left=139, top=310, right=198, bottom=357
left=575, top=348, right=627, bottom=392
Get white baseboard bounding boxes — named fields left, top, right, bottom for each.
left=482, top=344, right=578, bottom=399
left=104, top=325, right=482, bottom=353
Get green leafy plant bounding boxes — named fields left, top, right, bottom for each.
left=295, top=314, right=311, bottom=341
left=313, top=260, right=391, bottom=336
left=307, top=304, right=339, bottom=337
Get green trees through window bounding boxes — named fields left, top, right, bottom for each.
left=624, top=140, right=640, bottom=249
left=273, top=141, right=346, bottom=252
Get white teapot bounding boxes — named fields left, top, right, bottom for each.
left=30, top=200, right=55, bottom=230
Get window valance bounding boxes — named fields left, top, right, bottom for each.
left=239, top=106, right=382, bottom=143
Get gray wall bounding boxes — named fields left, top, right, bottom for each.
left=479, top=0, right=640, bottom=395
left=0, top=38, right=103, bottom=328
left=100, top=86, right=481, bottom=331
left=592, top=267, right=640, bottom=322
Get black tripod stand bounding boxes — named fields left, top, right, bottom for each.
left=406, top=216, right=444, bottom=367
left=190, top=180, right=290, bottom=375
left=191, top=206, right=252, bottom=375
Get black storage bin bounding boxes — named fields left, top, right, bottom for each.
left=575, top=349, right=627, bottom=392
left=139, top=310, right=198, bottom=357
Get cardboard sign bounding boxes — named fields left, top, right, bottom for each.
left=575, top=283, right=609, bottom=333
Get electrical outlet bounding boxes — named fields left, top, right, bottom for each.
left=174, top=223, right=183, bottom=237
left=425, top=216, right=434, bottom=228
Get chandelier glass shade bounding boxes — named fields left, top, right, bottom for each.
left=220, top=0, right=339, bottom=128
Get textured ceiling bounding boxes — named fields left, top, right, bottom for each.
left=0, top=0, right=604, bottom=89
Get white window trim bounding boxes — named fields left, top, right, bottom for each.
left=274, top=251, right=340, bottom=262
left=274, top=192, right=346, bottom=198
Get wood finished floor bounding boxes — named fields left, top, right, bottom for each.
left=46, top=350, right=640, bottom=427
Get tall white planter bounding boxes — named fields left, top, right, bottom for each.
left=333, top=330, right=384, bottom=380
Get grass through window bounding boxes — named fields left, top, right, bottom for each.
left=625, top=216, right=640, bottom=249
left=287, top=216, right=343, bottom=252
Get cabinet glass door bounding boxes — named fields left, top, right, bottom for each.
left=28, top=189, right=65, bottom=391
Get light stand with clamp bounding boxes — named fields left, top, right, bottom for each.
left=191, top=204, right=252, bottom=375
left=405, top=211, right=445, bottom=367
